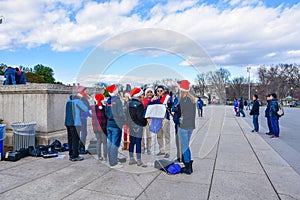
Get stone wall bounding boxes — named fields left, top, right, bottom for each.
left=0, top=84, right=73, bottom=132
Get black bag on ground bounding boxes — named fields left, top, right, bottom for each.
left=17, top=148, right=29, bottom=158
left=28, top=146, right=42, bottom=157
left=51, top=140, right=62, bottom=151
left=5, top=151, right=22, bottom=162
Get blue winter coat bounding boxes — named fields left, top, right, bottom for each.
left=65, top=96, right=88, bottom=126
left=265, top=100, right=270, bottom=118
left=105, top=96, right=125, bottom=129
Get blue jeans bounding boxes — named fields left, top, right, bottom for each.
left=178, top=127, right=193, bottom=163
left=80, top=118, right=88, bottom=144
left=267, top=117, right=273, bottom=134
left=238, top=108, right=245, bottom=117
left=270, top=117, right=280, bottom=137
left=129, top=135, right=142, bottom=160
left=107, top=127, right=122, bottom=166
left=252, top=115, right=259, bottom=132
left=5, top=74, right=16, bottom=85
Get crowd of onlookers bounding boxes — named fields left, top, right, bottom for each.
left=2, top=66, right=26, bottom=85
left=65, top=80, right=199, bottom=174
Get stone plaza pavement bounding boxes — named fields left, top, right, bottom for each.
left=1, top=105, right=300, bottom=200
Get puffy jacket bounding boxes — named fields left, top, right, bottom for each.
left=4, top=67, right=17, bottom=76
left=269, top=98, right=279, bottom=119
left=105, top=96, right=125, bottom=129
left=250, top=100, right=260, bottom=115
left=178, top=96, right=196, bottom=129
left=127, top=99, right=147, bottom=128
left=65, top=96, right=88, bottom=126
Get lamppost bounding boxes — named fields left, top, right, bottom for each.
left=291, top=87, right=294, bottom=105
left=247, top=66, right=251, bottom=101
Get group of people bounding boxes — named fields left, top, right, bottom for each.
left=3, top=66, right=26, bottom=85
left=235, top=93, right=281, bottom=139
left=64, top=80, right=198, bottom=175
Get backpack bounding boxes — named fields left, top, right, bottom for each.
left=277, top=103, right=284, bottom=117
left=167, top=163, right=182, bottom=174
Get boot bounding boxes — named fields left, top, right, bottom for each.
left=126, top=142, right=130, bottom=150
left=190, top=160, right=193, bottom=173
left=122, top=142, right=128, bottom=150
left=181, top=162, right=192, bottom=175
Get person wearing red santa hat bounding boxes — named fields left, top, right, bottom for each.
left=126, top=87, right=148, bottom=166
left=141, top=87, right=154, bottom=155
left=76, top=85, right=91, bottom=155
left=105, top=84, right=125, bottom=169
left=177, top=80, right=196, bottom=174
left=91, top=93, right=108, bottom=161
left=148, top=85, right=172, bottom=158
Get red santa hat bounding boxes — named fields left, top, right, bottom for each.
left=144, top=87, right=154, bottom=95
left=94, top=93, right=105, bottom=110
left=130, top=87, right=143, bottom=98
left=77, top=85, right=86, bottom=93
left=106, top=84, right=118, bottom=96
left=178, top=80, right=190, bottom=92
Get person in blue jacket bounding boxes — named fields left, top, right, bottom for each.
left=269, top=93, right=280, bottom=139
left=65, top=95, right=88, bottom=161
left=15, top=67, right=26, bottom=84
left=106, top=84, right=125, bottom=169
left=4, top=66, right=17, bottom=85
left=197, top=97, right=204, bottom=117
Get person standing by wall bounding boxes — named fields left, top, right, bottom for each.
left=15, top=67, right=26, bottom=84
left=250, top=94, right=260, bottom=133
left=77, top=86, right=91, bottom=154
left=65, top=95, right=88, bottom=161
left=4, top=66, right=17, bottom=85
left=265, top=94, right=273, bottom=135
left=197, top=97, right=204, bottom=117
left=106, top=84, right=125, bottom=168
left=127, top=88, right=148, bottom=166
left=269, top=93, right=280, bottom=139
left=91, top=93, right=107, bottom=161
left=177, top=80, right=196, bottom=174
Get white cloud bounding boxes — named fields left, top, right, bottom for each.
left=0, top=0, right=300, bottom=67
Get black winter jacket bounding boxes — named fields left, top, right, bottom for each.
left=127, top=99, right=147, bottom=128
left=250, top=100, right=260, bottom=115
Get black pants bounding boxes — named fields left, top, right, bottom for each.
left=67, top=126, right=81, bottom=159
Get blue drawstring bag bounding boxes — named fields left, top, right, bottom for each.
left=167, top=163, right=182, bottom=174
left=150, top=118, right=163, bottom=134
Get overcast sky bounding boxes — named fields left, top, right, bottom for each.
left=1, top=0, right=300, bottom=85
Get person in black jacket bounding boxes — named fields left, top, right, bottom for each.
left=250, top=94, right=260, bottom=133
left=127, top=87, right=148, bottom=166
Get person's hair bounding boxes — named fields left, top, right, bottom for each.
left=254, top=94, right=258, bottom=99
left=180, top=91, right=195, bottom=102
left=271, top=93, right=277, bottom=98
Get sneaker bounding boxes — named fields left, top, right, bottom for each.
left=70, top=156, right=84, bottom=162
left=251, top=130, right=255, bottom=132
left=164, top=153, right=170, bottom=158
left=98, top=157, right=103, bottom=161
left=79, top=150, right=88, bottom=154
left=137, top=160, right=143, bottom=166
left=110, top=163, right=123, bottom=169
left=141, top=149, right=145, bottom=154
left=147, top=150, right=151, bottom=155
left=129, top=159, right=137, bottom=165
left=265, top=132, right=273, bottom=135
left=156, top=152, right=165, bottom=156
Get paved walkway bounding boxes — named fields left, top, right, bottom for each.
left=1, top=105, right=300, bottom=200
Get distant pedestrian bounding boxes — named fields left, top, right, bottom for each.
left=4, top=66, right=17, bottom=85
left=233, top=99, right=239, bottom=116
left=197, top=97, right=204, bottom=117
left=178, top=80, right=196, bottom=174
left=238, top=97, right=246, bottom=117
left=91, top=93, right=107, bottom=161
left=126, top=88, right=147, bottom=166
left=265, top=94, right=273, bottom=135
left=65, top=95, right=88, bottom=161
left=106, top=84, right=125, bottom=169
left=269, top=93, right=280, bottom=139
left=250, top=94, right=260, bottom=133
